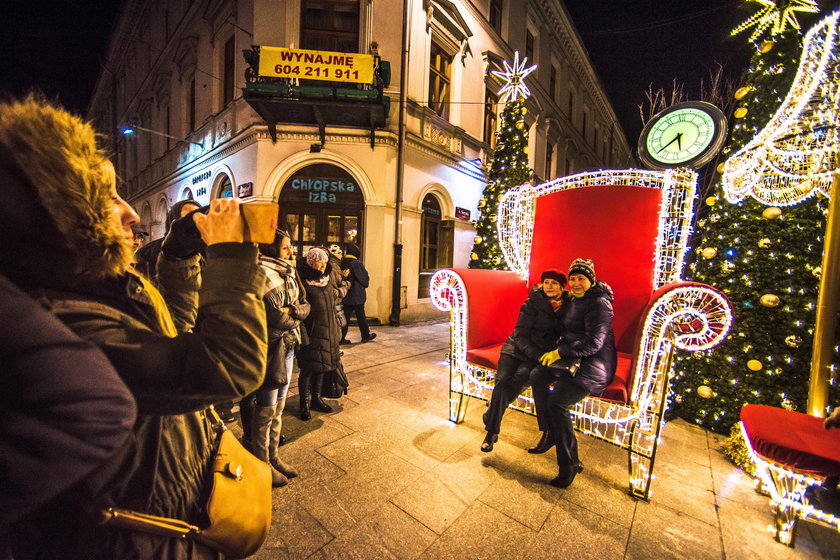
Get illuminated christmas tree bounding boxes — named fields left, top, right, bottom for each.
left=672, top=1, right=830, bottom=433
left=470, top=53, right=535, bottom=269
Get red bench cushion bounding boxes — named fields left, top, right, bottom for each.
left=465, top=347, right=632, bottom=405
left=466, top=344, right=504, bottom=370
left=741, top=404, right=840, bottom=477
left=600, top=352, right=632, bottom=403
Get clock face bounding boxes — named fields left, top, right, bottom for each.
left=638, top=101, right=727, bottom=170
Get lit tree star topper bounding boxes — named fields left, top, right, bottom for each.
left=491, top=51, right=537, bottom=102
left=731, top=0, right=820, bottom=42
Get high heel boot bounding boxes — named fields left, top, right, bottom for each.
left=528, top=431, right=554, bottom=454
left=309, top=373, right=334, bottom=413
left=252, top=405, right=289, bottom=487
left=298, top=374, right=311, bottom=421
left=268, top=402, right=297, bottom=478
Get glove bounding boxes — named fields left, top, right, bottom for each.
left=539, top=349, right=561, bottom=366
left=161, top=208, right=207, bottom=259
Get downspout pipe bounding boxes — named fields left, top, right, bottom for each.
left=389, top=0, right=410, bottom=325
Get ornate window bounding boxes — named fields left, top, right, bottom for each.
left=489, top=0, right=503, bottom=35
left=222, top=36, right=235, bottom=106
left=429, top=41, right=452, bottom=119
left=483, top=88, right=498, bottom=148
left=301, top=0, right=361, bottom=53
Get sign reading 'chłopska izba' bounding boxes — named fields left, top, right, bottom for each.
left=258, top=47, right=375, bottom=84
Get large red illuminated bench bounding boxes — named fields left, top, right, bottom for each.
left=739, top=404, right=840, bottom=546
left=430, top=169, right=733, bottom=500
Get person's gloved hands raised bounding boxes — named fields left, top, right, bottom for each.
left=161, top=207, right=207, bottom=259
left=539, top=349, right=561, bottom=366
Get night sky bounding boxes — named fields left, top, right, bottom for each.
left=0, top=1, right=835, bottom=145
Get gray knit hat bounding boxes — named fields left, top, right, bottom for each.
left=568, top=258, right=596, bottom=284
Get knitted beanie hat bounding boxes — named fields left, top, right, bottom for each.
left=568, top=258, right=596, bottom=284
left=540, top=268, right=566, bottom=285
left=305, top=247, right=329, bottom=267
left=328, top=243, right=343, bottom=258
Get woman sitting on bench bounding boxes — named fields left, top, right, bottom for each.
left=529, top=258, right=617, bottom=488
left=481, top=269, right=568, bottom=452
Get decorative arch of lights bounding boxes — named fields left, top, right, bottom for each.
left=722, top=10, right=840, bottom=206
left=430, top=168, right=733, bottom=500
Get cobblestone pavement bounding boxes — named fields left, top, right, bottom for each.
left=251, top=320, right=840, bottom=559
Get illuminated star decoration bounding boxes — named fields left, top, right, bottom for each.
left=731, top=0, right=820, bottom=42
left=491, top=51, right=537, bottom=102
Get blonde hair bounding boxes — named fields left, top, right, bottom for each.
left=0, top=95, right=134, bottom=278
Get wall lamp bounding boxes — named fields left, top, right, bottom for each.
left=121, top=124, right=204, bottom=149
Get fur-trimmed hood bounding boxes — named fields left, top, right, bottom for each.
left=0, top=98, right=132, bottom=288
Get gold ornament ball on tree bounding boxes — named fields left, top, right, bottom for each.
left=515, top=120, right=525, bottom=130
left=812, top=266, right=822, bottom=279
left=759, top=294, right=780, bottom=307
left=762, top=207, right=782, bottom=219
left=716, top=162, right=726, bottom=174
left=497, top=193, right=505, bottom=200
left=523, top=146, right=529, bottom=154
left=758, top=238, right=772, bottom=248
left=697, top=385, right=714, bottom=398
left=721, top=261, right=736, bottom=273
left=760, top=40, right=774, bottom=53
left=477, top=198, right=486, bottom=208
left=701, top=247, right=718, bottom=259
left=785, top=335, right=802, bottom=348
left=705, top=196, right=717, bottom=206
left=733, top=107, right=748, bottom=119
left=747, top=359, right=763, bottom=371
left=474, top=236, right=483, bottom=245
left=781, top=398, right=796, bottom=411
left=734, top=86, right=751, bottom=100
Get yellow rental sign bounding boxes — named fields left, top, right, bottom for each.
left=258, top=47, right=375, bottom=84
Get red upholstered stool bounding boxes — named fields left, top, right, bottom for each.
left=740, top=404, right=840, bottom=546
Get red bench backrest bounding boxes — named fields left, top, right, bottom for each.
left=528, top=185, right=662, bottom=354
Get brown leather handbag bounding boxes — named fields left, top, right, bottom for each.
left=100, top=407, right=272, bottom=558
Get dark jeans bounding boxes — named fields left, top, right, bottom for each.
left=483, top=354, right=533, bottom=435
left=530, top=367, right=590, bottom=474
left=341, top=303, right=371, bottom=340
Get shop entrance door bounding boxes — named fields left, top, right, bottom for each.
left=278, top=163, right=365, bottom=258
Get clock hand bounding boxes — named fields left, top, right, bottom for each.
left=676, top=132, right=683, bottom=150
left=657, top=133, right=681, bottom=153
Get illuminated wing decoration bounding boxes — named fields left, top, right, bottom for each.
left=723, top=10, right=840, bottom=206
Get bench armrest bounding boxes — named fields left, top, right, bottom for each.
left=629, top=281, right=733, bottom=408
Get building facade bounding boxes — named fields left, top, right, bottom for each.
left=88, top=0, right=632, bottom=324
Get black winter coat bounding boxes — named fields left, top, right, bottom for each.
left=341, top=255, right=369, bottom=306
left=500, top=285, right=565, bottom=362
left=556, top=281, right=617, bottom=395
left=0, top=274, right=136, bottom=527
left=297, top=259, right=342, bottom=373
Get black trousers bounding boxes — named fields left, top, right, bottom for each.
left=530, top=367, right=590, bottom=474
left=483, top=354, right=533, bottom=435
left=341, top=303, right=370, bottom=340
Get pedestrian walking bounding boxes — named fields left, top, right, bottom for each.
left=340, top=242, right=376, bottom=343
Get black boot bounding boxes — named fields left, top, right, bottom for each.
left=528, top=431, right=554, bottom=454
left=298, top=375, right=311, bottom=421
left=550, top=462, right=584, bottom=489
left=310, top=373, right=334, bottom=413
left=238, top=396, right=254, bottom=451
left=480, top=432, right=498, bottom=452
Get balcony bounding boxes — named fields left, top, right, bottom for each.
left=242, top=46, right=391, bottom=148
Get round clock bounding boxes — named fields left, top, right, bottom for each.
left=638, top=101, right=727, bottom=170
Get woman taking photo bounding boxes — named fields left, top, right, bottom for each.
left=530, top=258, right=617, bottom=489
left=481, top=269, right=567, bottom=452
